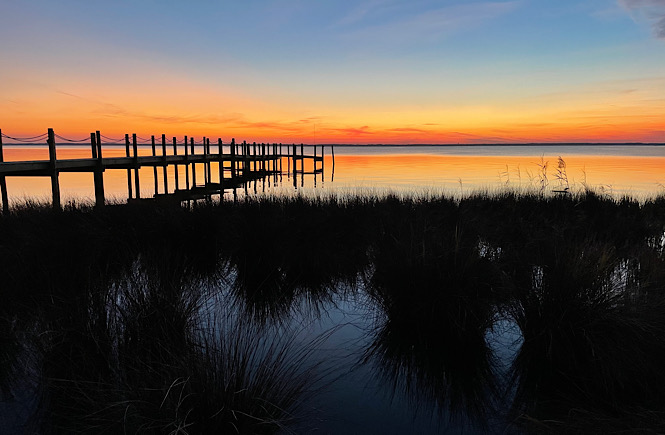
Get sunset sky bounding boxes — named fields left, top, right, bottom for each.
left=2, top=0, right=665, bottom=144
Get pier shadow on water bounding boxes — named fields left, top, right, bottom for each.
left=0, top=192, right=664, bottom=433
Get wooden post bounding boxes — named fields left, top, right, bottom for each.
left=331, top=144, right=335, bottom=181
left=0, top=129, right=9, bottom=214
left=173, top=137, right=179, bottom=191
left=190, top=137, right=196, bottom=188
left=300, top=143, right=305, bottom=174
left=202, top=136, right=207, bottom=185
left=125, top=134, right=132, bottom=199
left=292, top=144, right=297, bottom=176
left=91, top=133, right=105, bottom=207
left=90, top=132, right=98, bottom=159
left=96, top=131, right=102, bottom=160
left=151, top=135, right=158, bottom=196
left=218, top=138, right=224, bottom=184
left=230, top=138, right=236, bottom=179
left=292, top=143, right=297, bottom=187
left=132, top=134, right=140, bottom=199
left=261, top=143, right=266, bottom=172
left=208, top=138, right=212, bottom=184
left=47, top=128, right=61, bottom=209
left=184, top=135, right=189, bottom=190
left=314, top=144, right=317, bottom=173
left=321, top=145, right=325, bottom=180
left=280, top=143, right=283, bottom=173
left=242, top=140, right=248, bottom=176
left=162, top=134, right=168, bottom=194
left=204, top=137, right=209, bottom=185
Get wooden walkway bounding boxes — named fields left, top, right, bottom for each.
left=0, top=128, right=330, bottom=212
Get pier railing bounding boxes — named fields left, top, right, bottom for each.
left=0, top=128, right=330, bottom=212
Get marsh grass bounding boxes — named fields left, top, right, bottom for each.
left=1, top=188, right=664, bottom=432
left=34, top=259, right=333, bottom=434
left=361, top=195, right=500, bottom=420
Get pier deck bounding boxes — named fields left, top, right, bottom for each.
left=0, top=129, right=329, bottom=212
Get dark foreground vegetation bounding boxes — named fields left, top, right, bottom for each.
left=0, top=190, right=664, bottom=433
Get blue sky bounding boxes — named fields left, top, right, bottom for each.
left=1, top=0, right=664, bottom=143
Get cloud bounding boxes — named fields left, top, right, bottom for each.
left=387, top=127, right=429, bottom=133
left=334, top=0, right=395, bottom=27
left=339, top=1, right=520, bottom=45
left=618, top=0, right=665, bottom=38
left=323, top=126, right=374, bottom=136
left=657, top=15, right=665, bottom=37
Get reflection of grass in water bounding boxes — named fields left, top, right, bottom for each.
left=35, top=259, right=330, bottom=434
left=220, top=194, right=372, bottom=323
left=361, top=196, right=501, bottom=424
left=504, top=238, right=665, bottom=432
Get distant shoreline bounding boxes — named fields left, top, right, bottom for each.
left=2, top=142, right=664, bottom=147
left=319, top=142, right=665, bottom=147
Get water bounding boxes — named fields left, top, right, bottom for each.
left=1, top=144, right=663, bottom=203
left=322, top=144, right=664, bottom=197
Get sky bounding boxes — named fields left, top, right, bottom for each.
left=1, top=0, right=665, bottom=144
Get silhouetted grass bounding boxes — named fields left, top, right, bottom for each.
left=361, top=195, right=500, bottom=421
left=31, top=259, right=332, bottom=434
left=1, top=189, right=664, bottom=432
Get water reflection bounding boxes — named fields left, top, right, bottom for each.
left=362, top=200, right=499, bottom=423
left=1, top=145, right=663, bottom=204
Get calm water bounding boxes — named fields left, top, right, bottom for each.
left=1, top=144, right=663, bottom=203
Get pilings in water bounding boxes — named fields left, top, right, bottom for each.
left=90, top=131, right=104, bottom=208
left=0, top=129, right=9, bottom=215
left=161, top=135, right=168, bottom=194
left=47, top=128, right=60, bottom=209
left=0, top=129, right=333, bottom=212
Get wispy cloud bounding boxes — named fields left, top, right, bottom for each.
left=339, top=1, right=520, bottom=45
left=387, top=127, right=429, bottom=133
left=323, top=126, right=374, bottom=136
left=619, top=0, right=665, bottom=38
left=334, top=0, right=396, bottom=27
left=57, top=89, right=328, bottom=136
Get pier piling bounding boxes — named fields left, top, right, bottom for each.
left=0, top=130, right=8, bottom=214
left=47, top=128, right=61, bottom=209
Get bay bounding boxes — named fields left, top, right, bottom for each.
left=1, top=144, right=663, bottom=203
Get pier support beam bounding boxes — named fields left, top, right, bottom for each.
left=47, top=128, right=61, bottom=209
left=90, top=132, right=105, bottom=207
left=132, top=134, right=140, bottom=199
left=0, top=129, right=9, bottom=214
left=173, top=137, right=179, bottom=191
left=230, top=138, right=236, bottom=179
left=190, top=137, right=196, bottom=188
left=184, top=136, right=189, bottom=190
left=125, top=134, right=133, bottom=200
left=151, top=135, right=158, bottom=196
left=218, top=138, right=224, bottom=185
left=162, top=135, right=168, bottom=194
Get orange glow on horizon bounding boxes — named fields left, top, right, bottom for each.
left=2, top=81, right=664, bottom=144
left=3, top=119, right=664, bottom=146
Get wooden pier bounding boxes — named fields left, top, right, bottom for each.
left=0, top=128, right=330, bottom=212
